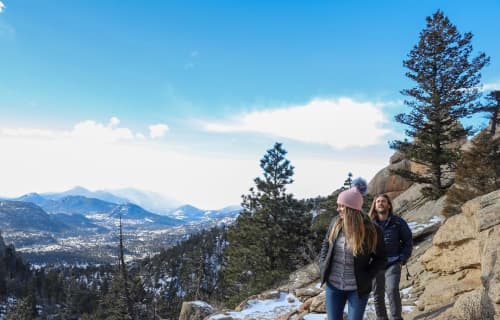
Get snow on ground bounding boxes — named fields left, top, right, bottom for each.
left=207, top=292, right=301, bottom=320
left=401, top=286, right=413, bottom=296
left=17, top=244, right=64, bottom=252
left=407, top=215, right=443, bottom=234
left=303, top=314, right=327, bottom=320
left=192, top=300, right=214, bottom=309
left=204, top=289, right=415, bottom=320
left=403, top=305, right=416, bottom=312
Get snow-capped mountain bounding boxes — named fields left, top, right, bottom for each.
left=107, top=187, right=182, bottom=214
left=37, top=186, right=182, bottom=215
left=42, top=186, right=129, bottom=204
left=168, top=204, right=206, bottom=220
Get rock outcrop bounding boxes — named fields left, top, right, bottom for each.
left=408, top=189, right=500, bottom=319
left=178, top=301, right=215, bottom=320
left=368, top=156, right=416, bottom=199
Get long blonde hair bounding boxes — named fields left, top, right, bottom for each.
left=329, top=207, right=378, bottom=256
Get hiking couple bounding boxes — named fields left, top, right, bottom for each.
left=319, top=178, right=413, bottom=320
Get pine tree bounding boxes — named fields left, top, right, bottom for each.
left=222, top=142, right=311, bottom=306
left=7, top=291, right=37, bottom=320
left=117, top=215, right=133, bottom=318
left=481, top=90, right=500, bottom=135
left=390, top=10, right=490, bottom=199
left=443, top=131, right=500, bottom=216
left=94, top=215, right=135, bottom=320
left=343, top=172, right=353, bottom=190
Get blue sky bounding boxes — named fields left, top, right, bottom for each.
left=1, top=1, right=499, bottom=209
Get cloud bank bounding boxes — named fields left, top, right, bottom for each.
left=202, top=97, right=392, bottom=149
left=2, top=119, right=131, bottom=143
left=0, top=112, right=392, bottom=209
left=0, top=117, right=259, bottom=209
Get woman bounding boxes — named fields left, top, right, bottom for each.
left=319, top=178, right=386, bottom=320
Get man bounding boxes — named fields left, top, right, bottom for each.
left=368, top=194, right=413, bottom=320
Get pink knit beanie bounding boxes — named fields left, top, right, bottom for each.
left=337, top=177, right=368, bottom=211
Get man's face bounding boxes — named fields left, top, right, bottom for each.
left=375, top=196, right=390, bottom=215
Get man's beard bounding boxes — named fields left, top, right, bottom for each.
left=377, top=208, right=389, bottom=215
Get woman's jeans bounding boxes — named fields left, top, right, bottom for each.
left=325, top=281, right=369, bottom=320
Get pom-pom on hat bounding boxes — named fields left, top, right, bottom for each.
left=337, top=177, right=368, bottom=211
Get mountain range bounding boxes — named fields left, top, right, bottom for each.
left=0, top=187, right=242, bottom=264
left=7, top=186, right=240, bottom=222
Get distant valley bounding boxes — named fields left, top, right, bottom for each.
left=0, top=187, right=241, bottom=265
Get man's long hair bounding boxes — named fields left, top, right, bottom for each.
left=368, top=194, right=394, bottom=220
left=329, top=207, right=378, bottom=256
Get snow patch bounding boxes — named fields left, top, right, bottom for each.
left=207, top=292, right=301, bottom=319
left=192, top=300, right=214, bottom=309
left=407, top=215, right=443, bottom=234
left=303, top=314, right=327, bottom=320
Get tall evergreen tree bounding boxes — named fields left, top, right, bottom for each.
left=482, top=90, right=500, bottom=135
left=390, top=10, right=490, bottom=198
left=117, top=215, right=133, bottom=318
left=222, top=142, right=310, bottom=306
left=92, top=215, right=137, bottom=320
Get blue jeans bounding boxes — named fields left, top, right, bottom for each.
left=325, top=281, right=369, bottom=320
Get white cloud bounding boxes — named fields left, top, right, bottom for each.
left=1, top=118, right=136, bottom=142
left=108, top=116, right=120, bottom=127
left=483, top=82, right=500, bottom=92
left=72, top=119, right=134, bottom=143
left=149, top=123, right=169, bottom=139
left=0, top=2, right=5, bottom=13
left=202, top=97, right=392, bottom=149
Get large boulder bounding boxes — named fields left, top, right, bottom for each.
left=279, top=263, right=319, bottom=291
left=178, top=301, right=215, bottom=320
left=408, top=189, right=500, bottom=319
left=481, top=225, right=500, bottom=317
left=368, top=159, right=415, bottom=199
left=421, top=212, right=481, bottom=273
left=415, top=269, right=482, bottom=312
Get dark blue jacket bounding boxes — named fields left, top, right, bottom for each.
left=373, top=214, right=413, bottom=265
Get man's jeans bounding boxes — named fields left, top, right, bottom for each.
left=372, top=263, right=403, bottom=320
left=325, top=281, right=369, bottom=320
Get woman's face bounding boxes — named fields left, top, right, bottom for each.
left=337, top=203, right=346, bottom=219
